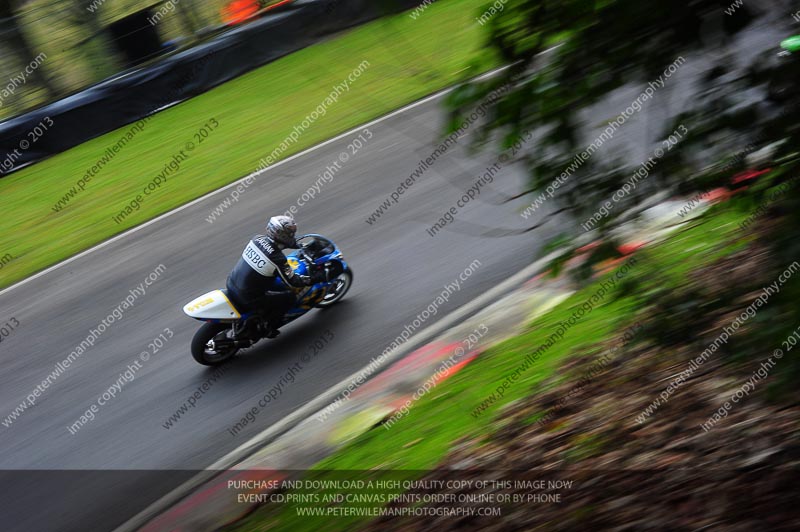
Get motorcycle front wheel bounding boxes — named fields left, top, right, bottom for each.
left=317, top=268, right=353, bottom=308
left=191, top=322, right=239, bottom=366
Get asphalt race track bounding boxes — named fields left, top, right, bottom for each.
left=0, top=92, right=561, bottom=532
left=0, top=14, right=785, bottom=529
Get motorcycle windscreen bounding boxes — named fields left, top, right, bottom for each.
left=183, top=290, right=241, bottom=320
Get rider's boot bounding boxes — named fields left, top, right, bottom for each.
left=258, top=313, right=280, bottom=338
left=234, top=317, right=260, bottom=343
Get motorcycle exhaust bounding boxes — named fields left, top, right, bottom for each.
left=211, top=337, right=255, bottom=350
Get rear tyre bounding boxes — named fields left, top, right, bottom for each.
left=317, top=268, right=353, bottom=308
left=191, top=322, right=239, bottom=366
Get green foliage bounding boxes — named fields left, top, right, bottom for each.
left=448, top=0, right=774, bottom=234
left=641, top=284, right=720, bottom=347
left=451, top=0, right=800, bottom=388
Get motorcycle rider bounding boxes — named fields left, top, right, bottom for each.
left=226, top=215, right=333, bottom=338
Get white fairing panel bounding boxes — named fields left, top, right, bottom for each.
left=183, top=290, right=241, bottom=320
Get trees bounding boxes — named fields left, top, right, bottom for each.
left=0, top=0, right=56, bottom=100
left=446, top=0, right=797, bottom=234
left=452, top=0, right=800, bottom=381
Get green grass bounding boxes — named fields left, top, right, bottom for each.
left=0, top=0, right=498, bottom=289
left=226, top=203, right=750, bottom=532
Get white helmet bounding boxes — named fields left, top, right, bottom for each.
left=265, top=215, right=298, bottom=248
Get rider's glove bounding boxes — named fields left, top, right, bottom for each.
left=309, top=265, right=327, bottom=284
left=308, top=262, right=341, bottom=283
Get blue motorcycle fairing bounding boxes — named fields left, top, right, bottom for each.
left=273, top=236, right=349, bottom=322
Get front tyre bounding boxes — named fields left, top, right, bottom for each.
left=191, top=322, right=239, bottom=366
left=317, top=268, right=353, bottom=308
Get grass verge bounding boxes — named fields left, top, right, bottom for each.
left=225, top=202, right=751, bottom=531
left=0, top=0, right=498, bottom=289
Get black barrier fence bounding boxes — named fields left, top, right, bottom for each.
left=0, top=0, right=420, bottom=177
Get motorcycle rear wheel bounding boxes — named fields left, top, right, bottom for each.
left=191, top=322, right=239, bottom=366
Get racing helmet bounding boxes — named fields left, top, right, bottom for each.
left=265, top=215, right=298, bottom=248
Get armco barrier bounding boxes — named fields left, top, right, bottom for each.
left=0, top=0, right=419, bottom=177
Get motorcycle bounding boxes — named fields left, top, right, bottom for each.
left=182, top=234, right=352, bottom=365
